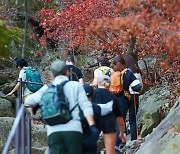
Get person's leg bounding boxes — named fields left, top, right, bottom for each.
left=48, top=132, right=66, bottom=154
left=115, top=95, right=129, bottom=146
left=104, top=133, right=116, bottom=154
left=83, top=131, right=98, bottom=154
left=62, top=131, right=83, bottom=154
left=129, top=94, right=137, bottom=140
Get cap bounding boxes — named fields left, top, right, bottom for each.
left=15, top=58, right=28, bottom=68
left=83, top=84, right=94, bottom=96
left=98, top=75, right=110, bottom=83
left=50, top=59, right=66, bottom=76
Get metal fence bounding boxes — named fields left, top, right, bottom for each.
left=2, top=78, right=43, bottom=154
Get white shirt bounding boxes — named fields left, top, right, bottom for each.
left=18, top=67, right=32, bottom=96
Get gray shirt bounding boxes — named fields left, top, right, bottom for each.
left=25, top=75, right=93, bottom=136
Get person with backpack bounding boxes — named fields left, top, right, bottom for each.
left=25, top=59, right=98, bottom=154
left=91, top=56, right=112, bottom=87
left=65, top=56, right=84, bottom=84
left=92, top=76, right=126, bottom=154
left=5, top=58, right=43, bottom=123
left=124, top=55, right=143, bottom=114
left=111, top=55, right=142, bottom=148
left=81, top=84, right=101, bottom=154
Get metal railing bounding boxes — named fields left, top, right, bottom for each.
left=2, top=78, right=43, bottom=154
left=2, top=98, right=31, bottom=154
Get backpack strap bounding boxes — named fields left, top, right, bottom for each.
left=120, top=68, right=128, bottom=86
left=57, top=80, right=78, bottom=113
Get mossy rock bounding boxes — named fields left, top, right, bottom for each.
left=0, top=117, right=15, bottom=153
left=0, top=97, right=15, bottom=117
left=0, top=22, right=23, bottom=58
left=2, top=82, right=17, bottom=95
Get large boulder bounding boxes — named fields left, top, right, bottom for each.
left=137, top=82, right=170, bottom=137
left=0, top=97, right=15, bottom=117
left=0, top=117, right=47, bottom=154
left=136, top=98, right=180, bottom=154
left=0, top=117, right=15, bottom=153
left=31, top=124, right=47, bottom=152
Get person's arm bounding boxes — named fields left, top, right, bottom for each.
left=85, top=115, right=95, bottom=126
left=25, top=85, right=48, bottom=107
left=91, top=77, right=99, bottom=87
left=5, top=82, right=20, bottom=97
left=91, top=69, right=101, bottom=87
left=117, top=116, right=126, bottom=143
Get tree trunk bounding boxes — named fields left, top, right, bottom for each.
left=22, top=0, right=28, bottom=58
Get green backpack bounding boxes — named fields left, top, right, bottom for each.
left=40, top=81, right=78, bottom=126
left=25, top=67, right=43, bottom=92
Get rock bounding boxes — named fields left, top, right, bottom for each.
left=136, top=98, right=180, bottom=154
left=0, top=97, right=15, bottom=117
left=0, top=118, right=47, bottom=154
left=31, top=124, right=47, bottom=151
left=137, top=82, right=170, bottom=137
left=2, top=82, right=17, bottom=95
left=0, top=117, right=15, bottom=153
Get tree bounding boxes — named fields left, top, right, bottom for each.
left=35, top=0, right=179, bottom=69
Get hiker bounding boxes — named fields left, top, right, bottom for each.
left=91, top=56, right=112, bottom=87
left=25, top=59, right=98, bottom=154
left=124, top=55, right=143, bottom=113
left=5, top=58, right=37, bottom=120
left=112, top=55, right=142, bottom=148
left=65, top=55, right=84, bottom=84
left=92, top=76, right=126, bottom=154
left=81, top=84, right=101, bottom=154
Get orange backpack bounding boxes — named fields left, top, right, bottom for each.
left=109, top=69, right=127, bottom=95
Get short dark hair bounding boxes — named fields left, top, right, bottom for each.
left=97, top=56, right=110, bottom=67
left=15, top=58, right=28, bottom=68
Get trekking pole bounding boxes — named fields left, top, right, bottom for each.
left=134, top=94, right=140, bottom=147
left=70, top=68, right=73, bottom=81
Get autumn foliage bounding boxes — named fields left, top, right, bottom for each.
left=35, top=0, right=179, bottom=69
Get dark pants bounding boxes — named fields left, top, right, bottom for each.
left=115, top=94, right=138, bottom=146
left=83, top=129, right=98, bottom=154
left=48, top=131, right=82, bottom=154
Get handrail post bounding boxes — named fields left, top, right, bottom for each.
left=26, top=111, right=31, bottom=154
left=15, top=99, right=20, bottom=154
left=21, top=110, right=25, bottom=154
left=20, top=78, right=23, bottom=104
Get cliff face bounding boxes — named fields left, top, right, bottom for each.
left=136, top=97, right=180, bottom=154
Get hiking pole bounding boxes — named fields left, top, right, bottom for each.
left=134, top=94, right=140, bottom=147
left=70, top=68, right=73, bottom=81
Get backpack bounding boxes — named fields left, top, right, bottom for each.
left=40, top=81, right=78, bottom=126
left=109, top=69, right=127, bottom=95
left=98, top=67, right=111, bottom=77
left=68, top=68, right=79, bottom=81
left=25, top=67, right=43, bottom=92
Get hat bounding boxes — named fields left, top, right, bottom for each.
left=98, top=75, right=110, bottom=83
left=83, top=84, right=94, bottom=96
left=15, top=58, right=28, bottom=68
left=50, top=59, right=66, bottom=76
